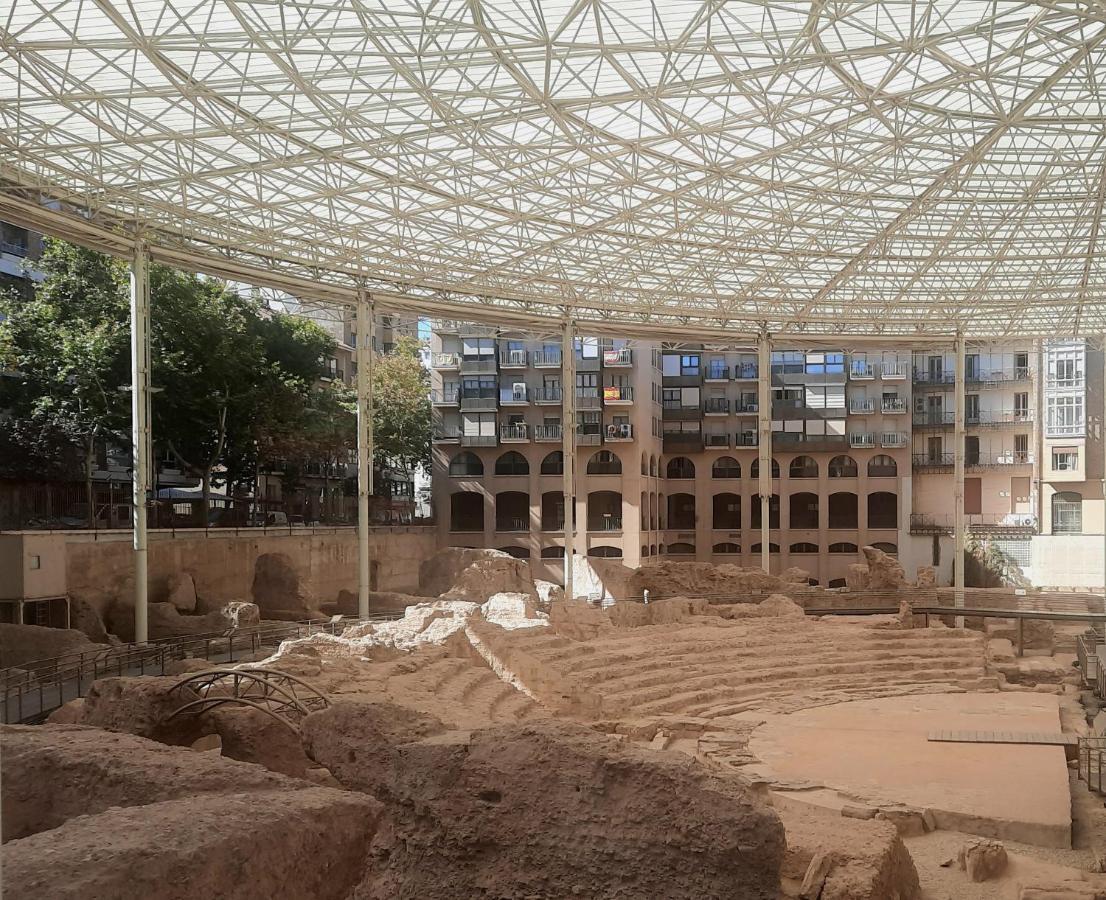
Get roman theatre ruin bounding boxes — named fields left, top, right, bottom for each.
left=6, top=546, right=1106, bottom=899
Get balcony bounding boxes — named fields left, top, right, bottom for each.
left=912, top=370, right=955, bottom=386
left=881, top=398, right=907, bottom=414
left=432, top=352, right=460, bottom=369
left=704, top=432, right=731, bottom=449
left=495, top=516, right=528, bottom=533
left=432, top=426, right=461, bottom=443
left=735, top=432, right=759, bottom=447
left=432, top=319, right=464, bottom=333
left=575, top=389, right=601, bottom=410
left=605, top=423, right=634, bottom=441
left=431, top=388, right=459, bottom=406
left=534, top=387, right=562, bottom=404
left=576, top=428, right=602, bottom=446
left=460, top=356, right=497, bottom=374
left=532, top=350, right=562, bottom=368
left=460, top=389, right=497, bottom=411
left=704, top=397, right=729, bottom=415
left=499, top=423, right=529, bottom=443
left=849, top=432, right=875, bottom=448
left=734, top=364, right=759, bottom=380
left=704, top=365, right=730, bottom=382
left=968, top=410, right=1034, bottom=427
left=499, top=387, right=529, bottom=405
left=533, top=424, right=562, bottom=442
left=912, top=453, right=953, bottom=470
left=499, top=349, right=528, bottom=368
left=735, top=401, right=759, bottom=414
left=849, top=399, right=875, bottom=414
left=849, top=362, right=875, bottom=380
left=460, top=433, right=497, bottom=447
left=603, top=348, right=633, bottom=367
left=912, top=411, right=954, bottom=428
left=880, top=431, right=908, bottom=448
left=909, top=513, right=1037, bottom=536
left=881, top=362, right=908, bottom=379
left=967, top=451, right=1034, bottom=468
left=663, top=432, right=704, bottom=452
left=774, top=433, right=848, bottom=452
left=603, top=386, right=634, bottom=405
left=966, top=366, right=1032, bottom=385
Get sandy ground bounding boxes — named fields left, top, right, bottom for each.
left=749, top=692, right=1073, bottom=847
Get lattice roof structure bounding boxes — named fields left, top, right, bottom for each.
left=3, top=0, right=1106, bottom=341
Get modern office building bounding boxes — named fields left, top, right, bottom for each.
left=431, top=323, right=1104, bottom=588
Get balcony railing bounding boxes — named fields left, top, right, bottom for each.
left=603, top=348, right=633, bottom=367
left=533, top=424, right=562, bottom=441
left=499, top=387, right=529, bottom=404
left=912, top=411, right=954, bottom=426
left=460, top=356, right=497, bottom=374
left=735, top=364, right=759, bottom=379
left=881, top=398, right=907, bottom=413
left=460, top=433, right=497, bottom=447
left=432, top=426, right=461, bottom=442
left=912, top=453, right=953, bottom=468
left=909, top=513, right=1037, bottom=535
left=704, top=397, right=729, bottom=414
left=704, top=365, right=730, bottom=381
left=495, top=517, right=528, bottom=533
left=966, top=366, right=1032, bottom=384
left=735, top=433, right=759, bottom=447
left=849, top=432, right=875, bottom=448
left=460, top=389, right=497, bottom=410
left=605, top=424, right=633, bottom=441
left=576, top=430, right=602, bottom=446
left=541, top=517, right=565, bottom=532
left=968, top=410, right=1034, bottom=426
left=662, top=399, right=701, bottom=411
left=588, top=515, right=623, bottom=532
left=881, top=362, right=908, bottom=379
left=431, top=388, right=460, bottom=405
left=849, top=399, right=875, bottom=414
left=913, top=370, right=955, bottom=384
left=534, top=387, right=562, bottom=403
left=602, top=386, right=633, bottom=403
left=967, top=451, right=1034, bottom=467
left=880, top=432, right=908, bottom=448
left=532, top=350, right=562, bottom=367
left=432, top=352, right=460, bottom=368
left=849, top=362, right=875, bottom=379
left=499, top=423, right=529, bottom=442
left=576, top=389, right=601, bottom=409
left=705, top=432, right=730, bottom=448
left=735, top=402, right=759, bottom=414
left=499, top=349, right=528, bottom=367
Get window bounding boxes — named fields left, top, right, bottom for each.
left=750, top=542, right=780, bottom=553
left=1014, top=392, right=1028, bottom=417
left=680, top=354, right=700, bottom=376
left=1052, top=448, right=1078, bottom=471
left=587, top=451, right=622, bottom=475
left=666, top=457, right=696, bottom=479
left=789, top=542, right=818, bottom=554
left=448, top=452, right=484, bottom=476
left=771, top=351, right=804, bottom=374
left=540, top=546, right=565, bottom=559
left=575, top=336, right=599, bottom=358
left=1047, top=395, right=1084, bottom=436
left=712, top=457, right=741, bottom=479
left=462, top=337, right=495, bottom=357
left=867, top=455, right=897, bottom=477
left=668, top=542, right=695, bottom=555
left=789, top=456, right=818, bottom=478
left=712, top=542, right=740, bottom=554
left=804, top=385, right=845, bottom=409
left=1053, top=492, right=1082, bottom=534
left=494, top=451, right=529, bottom=476
left=540, top=451, right=563, bottom=475
left=588, top=545, right=622, bottom=558
left=829, top=542, right=858, bottom=554
left=804, top=351, right=844, bottom=374
left=828, top=455, right=858, bottom=477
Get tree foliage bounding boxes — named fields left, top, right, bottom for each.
left=372, top=335, right=430, bottom=475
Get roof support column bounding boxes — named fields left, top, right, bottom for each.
left=954, top=333, right=966, bottom=627
left=356, top=289, right=375, bottom=619
left=130, top=242, right=151, bottom=644
left=758, top=333, right=772, bottom=574
left=562, top=320, right=576, bottom=596
left=1102, top=335, right=1106, bottom=595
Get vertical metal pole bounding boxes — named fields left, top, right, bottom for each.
left=1101, top=335, right=1106, bottom=598
left=356, top=290, right=374, bottom=618
left=757, top=333, right=772, bottom=573
left=954, top=333, right=966, bottom=627
left=562, top=320, right=576, bottom=596
left=130, top=243, right=150, bottom=644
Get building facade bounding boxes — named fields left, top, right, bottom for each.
left=430, top=320, right=1106, bottom=589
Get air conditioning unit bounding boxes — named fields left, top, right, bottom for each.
left=512, top=382, right=527, bottom=400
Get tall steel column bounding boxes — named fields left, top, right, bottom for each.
left=130, top=243, right=151, bottom=644
left=356, top=290, right=375, bottom=618
left=1102, top=336, right=1106, bottom=596
left=562, top=320, right=576, bottom=596
left=953, top=333, right=966, bottom=627
left=757, top=333, right=772, bottom=574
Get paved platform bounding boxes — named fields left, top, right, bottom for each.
left=749, top=692, right=1072, bottom=848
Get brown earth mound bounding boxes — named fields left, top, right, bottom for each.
left=418, top=546, right=512, bottom=596
left=627, top=560, right=812, bottom=601
left=0, top=623, right=109, bottom=669
left=1, top=724, right=300, bottom=841
left=74, top=675, right=209, bottom=745
left=307, top=714, right=785, bottom=899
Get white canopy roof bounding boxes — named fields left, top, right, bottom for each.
left=3, top=0, right=1106, bottom=340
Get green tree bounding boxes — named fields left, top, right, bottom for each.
left=372, top=335, right=430, bottom=476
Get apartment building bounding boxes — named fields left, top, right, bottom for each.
left=431, top=321, right=1106, bottom=589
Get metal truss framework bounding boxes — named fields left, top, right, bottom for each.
left=167, top=668, right=331, bottom=732
left=5, top=1, right=1106, bottom=340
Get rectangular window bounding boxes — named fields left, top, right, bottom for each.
left=461, top=337, right=494, bottom=357
left=1014, top=392, right=1028, bottom=415
left=662, top=354, right=680, bottom=377
left=1046, top=395, right=1084, bottom=436
left=680, top=354, right=700, bottom=376
left=1052, top=448, right=1078, bottom=471
left=575, top=336, right=599, bottom=358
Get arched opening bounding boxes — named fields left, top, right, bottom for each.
left=1053, top=491, right=1083, bottom=533
left=829, top=542, right=858, bottom=554
left=789, top=455, right=818, bottom=478
left=712, top=456, right=741, bottom=479
left=659, top=543, right=666, bottom=555
left=713, top=493, right=741, bottom=529
left=789, top=542, right=818, bottom=554
left=540, top=492, right=565, bottom=531
left=540, top=451, right=563, bottom=475
left=587, top=450, right=622, bottom=475
left=450, top=492, right=484, bottom=532
left=713, top=542, right=741, bottom=554
left=498, top=545, right=530, bottom=559
left=495, top=491, right=529, bottom=532
left=640, top=491, right=648, bottom=529
left=828, top=492, right=858, bottom=529
left=494, top=451, right=529, bottom=476
left=587, top=490, right=623, bottom=531
left=667, top=456, right=695, bottom=479
left=588, top=545, right=623, bottom=558
left=750, top=458, right=780, bottom=478
left=789, top=492, right=819, bottom=528
left=828, top=455, right=858, bottom=477
left=659, top=492, right=666, bottom=528
left=868, top=454, right=898, bottom=477
left=641, top=545, right=649, bottom=557
left=871, top=541, right=898, bottom=555
left=649, top=455, right=657, bottom=477
left=668, top=493, right=696, bottom=529
left=868, top=491, right=898, bottom=528
left=649, top=492, right=657, bottom=530
left=649, top=543, right=657, bottom=556
left=540, top=545, right=565, bottom=559
left=448, top=451, right=483, bottom=477
left=668, top=542, right=695, bottom=555
left=750, top=494, right=780, bottom=529
left=641, top=452, right=648, bottom=475
left=751, top=542, right=780, bottom=553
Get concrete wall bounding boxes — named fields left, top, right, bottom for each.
left=1030, top=535, right=1105, bottom=591
left=1, top=527, right=436, bottom=616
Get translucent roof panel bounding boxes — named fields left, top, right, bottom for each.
left=3, top=0, right=1106, bottom=338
